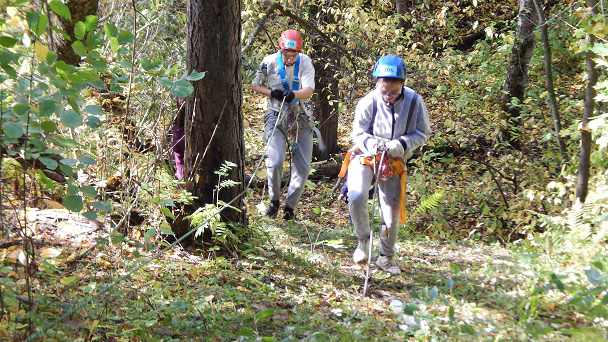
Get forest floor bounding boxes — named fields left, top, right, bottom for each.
left=2, top=180, right=606, bottom=341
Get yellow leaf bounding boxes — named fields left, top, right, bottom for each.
left=34, top=41, right=48, bottom=62
left=40, top=247, right=62, bottom=259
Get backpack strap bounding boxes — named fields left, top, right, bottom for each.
left=277, top=54, right=301, bottom=104
left=367, top=96, right=377, bottom=135
left=405, top=93, right=419, bottom=130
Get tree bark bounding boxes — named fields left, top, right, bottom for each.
left=173, top=0, right=245, bottom=237
left=310, top=3, right=340, bottom=160
left=500, top=0, right=537, bottom=148
left=396, top=0, right=409, bottom=30
left=531, top=0, right=566, bottom=161
left=576, top=0, right=598, bottom=203
left=52, top=0, right=99, bottom=65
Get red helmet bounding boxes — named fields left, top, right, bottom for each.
left=278, top=30, right=302, bottom=51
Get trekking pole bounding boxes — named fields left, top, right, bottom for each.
left=359, top=147, right=387, bottom=299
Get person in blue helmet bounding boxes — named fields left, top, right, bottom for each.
left=346, top=54, right=431, bottom=275
left=251, top=30, right=316, bottom=220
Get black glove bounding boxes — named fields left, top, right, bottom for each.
left=283, top=90, right=295, bottom=103
left=270, top=89, right=284, bottom=100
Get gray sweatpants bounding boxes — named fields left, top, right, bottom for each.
left=347, top=158, right=401, bottom=256
left=264, top=109, right=313, bottom=209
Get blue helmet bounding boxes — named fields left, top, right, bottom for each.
left=372, top=55, right=407, bottom=80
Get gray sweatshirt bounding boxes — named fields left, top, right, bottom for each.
left=352, top=86, right=432, bottom=160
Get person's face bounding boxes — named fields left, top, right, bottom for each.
left=377, top=78, right=404, bottom=104
left=281, top=49, right=299, bottom=66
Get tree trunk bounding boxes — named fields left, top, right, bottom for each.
left=500, top=0, right=537, bottom=148
left=531, top=0, right=567, bottom=161
left=576, top=0, right=598, bottom=203
left=310, top=4, right=340, bottom=160
left=172, top=0, right=245, bottom=237
left=52, top=0, right=99, bottom=65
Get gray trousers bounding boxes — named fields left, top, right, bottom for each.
left=347, top=158, right=400, bottom=256
left=264, top=109, right=313, bottom=209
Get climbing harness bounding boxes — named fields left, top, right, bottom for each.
left=273, top=52, right=325, bottom=153
left=338, top=148, right=407, bottom=226
left=277, top=53, right=300, bottom=102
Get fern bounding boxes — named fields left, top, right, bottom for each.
left=414, top=190, right=444, bottom=215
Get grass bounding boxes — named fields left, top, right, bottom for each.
left=3, top=185, right=607, bottom=341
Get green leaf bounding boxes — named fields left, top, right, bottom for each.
left=71, top=41, right=86, bottom=57
left=84, top=15, right=98, bottom=31
left=160, top=207, right=175, bottom=220
left=35, top=169, right=56, bottom=191
left=141, top=57, right=162, bottom=72
left=85, top=31, right=103, bottom=49
left=461, top=324, right=475, bottom=335
left=39, top=100, right=56, bottom=117
left=117, top=30, right=135, bottom=45
left=449, top=306, right=455, bottom=322
left=429, top=286, right=438, bottom=302
left=237, top=329, right=254, bottom=337
left=80, top=185, right=97, bottom=197
left=157, top=76, right=173, bottom=89
left=41, top=120, right=57, bottom=133
left=91, top=200, right=111, bottom=212
left=85, top=115, right=101, bottom=128
left=49, top=0, right=71, bottom=20
left=170, top=79, right=194, bottom=98
left=63, top=195, right=83, bottom=212
left=68, top=184, right=79, bottom=195
left=78, top=156, right=96, bottom=165
left=111, top=233, right=125, bottom=245
left=61, top=110, right=83, bottom=129
left=59, top=164, right=74, bottom=177
left=109, top=37, right=119, bottom=52
left=186, top=70, right=206, bottom=81
left=592, top=261, right=605, bottom=272
left=82, top=212, right=97, bottom=220
left=60, top=158, right=78, bottom=166
left=256, top=309, right=274, bottom=320
left=33, top=15, right=48, bottom=37
left=104, top=23, right=118, bottom=38
left=3, top=121, right=25, bottom=139
left=159, top=224, right=173, bottom=235
left=144, top=228, right=156, bottom=241
left=446, top=277, right=454, bottom=287
left=13, top=103, right=29, bottom=115
left=0, top=36, right=17, bottom=48
left=54, top=137, right=78, bottom=148
left=74, top=21, right=86, bottom=40
left=586, top=268, right=604, bottom=285
left=2, top=65, right=17, bottom=79
left=38, top=157, right=58, bottom=170
left=403, top=303, right=419, bottom=315
left=26, top=12, right=40, bottom=32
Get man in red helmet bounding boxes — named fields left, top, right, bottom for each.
left=251, top=29, right=316, bottom=220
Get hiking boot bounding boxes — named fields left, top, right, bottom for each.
left=376, top=255, right=401, bottom=275
left=352, top=239, right=370, bottom=264
left=283, top=206, right=295, bottom=220
left=266, top=200, right=279, bottom=218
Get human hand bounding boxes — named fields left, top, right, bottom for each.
left=283, top=90, right=295, bottom=103
left=386, top=139, right=405, bottom=158
left=270, top=89, right=284, bottom=100
left=364, top=136, right=388, bottom=155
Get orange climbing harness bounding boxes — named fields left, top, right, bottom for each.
left=338, top=149, right=407, bottom=225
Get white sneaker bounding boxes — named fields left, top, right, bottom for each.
left=352, top=239, right=369, bottom=264
left=376, top=255, right=401, bottom=275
